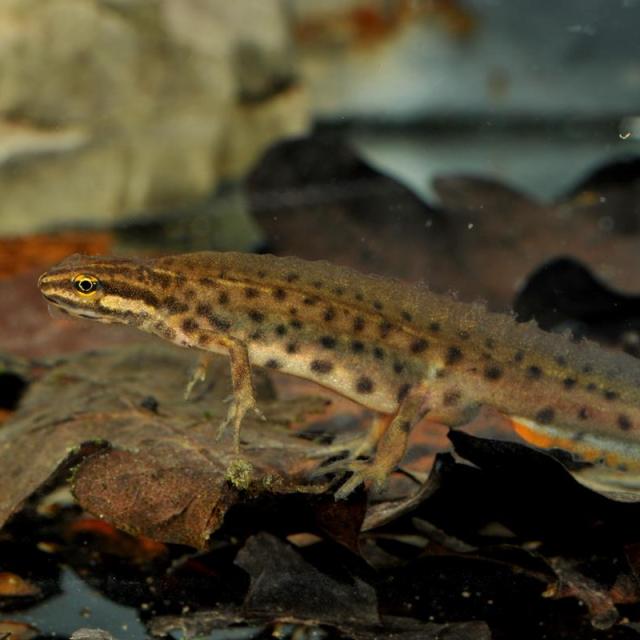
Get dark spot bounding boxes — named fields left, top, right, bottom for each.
left=245, top=287, right=260, bottom=299
left=197, top=333, right=210, bottom=346
left=373, top=347, right=385, bottom=360
left=578, top=407, right=590, bottom=420
left=290, top=319, right=302, bottom=329
left=484, top=365, right=503, bottom=380
left=355, top=293, right=364, bottom=302
left=164, top=296, right=189, bottom=314
left=199, top=277, right=217, bottom=287
left=320, top=336, right=336, bottom=349
left=286, top=273, right=299, bottom=283
left=583, top=364, right=593, bottom=374
left=393, top=362, right=405, bottom=374
left=150, top=272, right=172, bottom=289
left=379, top=321, right=393, bottom=338
left=273, top=288, right=287, bottom=301
left=185, top=288, right=196, bottom=299
left=218, top=291, right=229, bottom=305
left=535, top=408, right=555, bottom=424
left=604, top=390, right=619, bottom=401
left=248, top=310, right=265, bottom=323
left=445, top=346, right=463, bottom=365
left=526, top=366, right=542, bottom=380
left=311, top=360, right=333, bottom=374
left=410, top=338, right=429, bottom=354
left=210, top=315, right=231, bottom=331
left=563, top=377, right=577, bottom=389
left=265, top=359, right=280, bottom=369
left=436, top=368, right=447, bottom=378
left=182, top=318, right=198, bottom=333
left=555, top=355, right=568, bottom=367
left=257, top=270, right=266, bottom=278
left=332, top=287, right=345, bottom=296
left=397, top=383, right=411, bottom=403
left=356, top=376, right=374, bottom=394
left=373, top=301, right=383, bottom=311
left=443, top=391, right=461, bottom=406
left=312, top=280, right=323, bottom=289
left=275, top=324, right=287, bottom=336
left=289, top=307, right=298, bottom=316
left=399, top=421, right=411, bottom=433
left=401, top=311, right=413, bottom=322
left=249, top=330, right=264, bottom=341
left=353, top=317, right=365, bottom=332
left=196, top=303, right=212, bottom=317
left=429, top=322, right=441, bottom=332
left=323, top=307, right=336, bottom=322
left=351, top=340, right=365, bottom=353
left=514, top=350, right=525, bottom=363
left=586, top=383, right=597, bottom=392
left=458, top=330, right=470, bottom=340
left=303, top=296, right=318, bottom=306
left=286, top=342, right=299, bottom=354
left=485, top=338, right=496, bottom=349
left=141, top=396, right=158, bottom=412
left=618, top=414, right=632, bottom=431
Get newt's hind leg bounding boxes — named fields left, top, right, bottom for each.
left=316, top=383, right=430, bottom=500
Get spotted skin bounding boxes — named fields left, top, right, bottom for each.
left=38, top=251, right=640, bottom=496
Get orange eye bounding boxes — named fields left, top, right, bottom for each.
left=72, top=274, right=99, bottom=295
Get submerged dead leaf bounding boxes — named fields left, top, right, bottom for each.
left=235, top=532, right=379, bottom=624
left=250, top=136, right=640, bottom=311
left=0, top=344, right=332, bottom=548
left=0, top=572, right=40, bottom=598
left=151, top=532, right=491, bottom=640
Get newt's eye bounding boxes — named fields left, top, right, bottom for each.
left=72, top=274, right=99, bottom=296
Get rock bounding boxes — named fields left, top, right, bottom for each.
left=0, top=0, right=309, bottom=235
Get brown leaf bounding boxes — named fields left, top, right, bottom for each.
left=0, top=232, right=112, bottom=280
left=0, top=572, right=40, bottom=597
left=0, top=344, right=331, bottom=548
left=544, top=557, right=621, bottom=630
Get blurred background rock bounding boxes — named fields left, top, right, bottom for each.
left=0, top=0, right=638, bottom=244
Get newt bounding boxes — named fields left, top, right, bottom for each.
left=38, top=252, right=640, bottom=498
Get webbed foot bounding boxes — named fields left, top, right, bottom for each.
left=312, top=458, right=390, bottom=500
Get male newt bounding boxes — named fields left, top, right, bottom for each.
left=38, top=252, right=640, bottom=498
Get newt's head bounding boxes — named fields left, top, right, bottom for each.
left=38, top=254, right=162, bottom=325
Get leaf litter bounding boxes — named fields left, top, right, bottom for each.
left=0, top=343, right=334, bottom=548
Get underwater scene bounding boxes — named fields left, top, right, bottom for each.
left=1, top=1, right=640, bottom=638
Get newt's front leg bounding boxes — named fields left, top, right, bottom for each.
left=184, top=352, right=214, bottom=400
left=320, top=383, right=431, bottom=500
left=186, top=334, right=265, bottom=452
left=216, top=335, right=266, bottom=452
